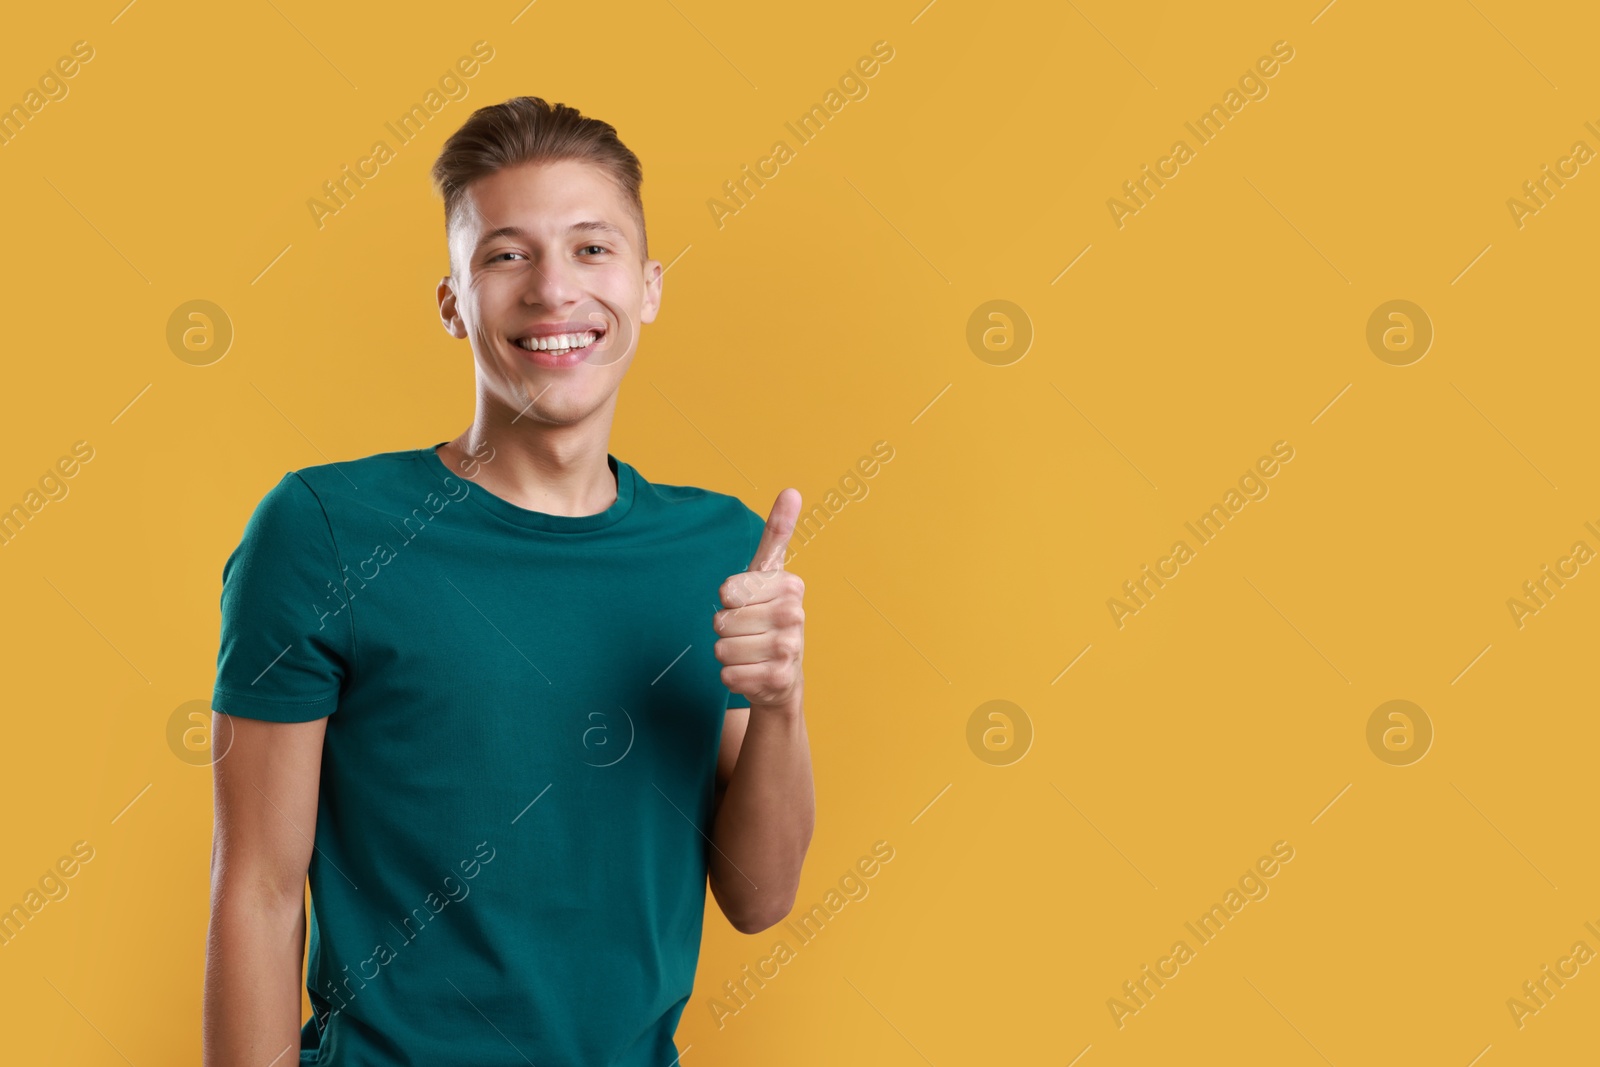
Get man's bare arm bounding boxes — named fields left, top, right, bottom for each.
left=709, top=696, right=815, bottom=934
left=709, top=490, right=815, bottom=934
left=203, top=713, right=326, bottom=1067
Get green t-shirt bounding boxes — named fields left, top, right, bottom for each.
left=211, top=442, right=766, bottom=1066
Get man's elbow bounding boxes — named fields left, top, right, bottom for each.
left=209, top=853, right=308, bottom=922
left=718, top=884, right=797, bottom=935
left=729, top=902, right=792, bottom=936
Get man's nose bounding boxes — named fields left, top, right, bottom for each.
left=521, top=252, right=580, bottom=307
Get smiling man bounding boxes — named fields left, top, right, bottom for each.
left=203, top=96, right=815, bottom=1067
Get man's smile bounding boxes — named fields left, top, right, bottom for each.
left=508, top=322, right=608, bottom=367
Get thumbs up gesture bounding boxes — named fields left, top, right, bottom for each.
left=714, top=488, right=805, bottom=711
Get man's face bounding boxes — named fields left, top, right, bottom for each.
left=437, top=159, right=660, bottom=427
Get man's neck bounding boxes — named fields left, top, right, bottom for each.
left=441, top=412, right=618, bottom=518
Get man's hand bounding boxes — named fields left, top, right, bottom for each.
left=714, top=488, right=804, bottom=710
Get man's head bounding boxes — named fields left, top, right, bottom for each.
left=431, top=96, right=659, bottom=429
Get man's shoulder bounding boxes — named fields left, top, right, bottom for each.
left=277, top=445, right=429, bottom=502
left=632, top=464, right=759, bottom=517
left=228, top=447, right=428, bottom=543
left=629, top=463, right=765, bottom=545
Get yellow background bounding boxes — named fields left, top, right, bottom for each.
left=2, top=0, right=1596, bottom=1063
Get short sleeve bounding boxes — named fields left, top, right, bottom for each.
left=723, top=502, right=769, bottom=711
left=211, top=472, right=353, bottom=722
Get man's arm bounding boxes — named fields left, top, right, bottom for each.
left=203, top=713, right=326, bottom=1067
left=710, top=698, right=815, bottom=934
left=709, top=490, right=814, bottom=934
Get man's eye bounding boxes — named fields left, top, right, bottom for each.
left=489, top=251, right=523, bottom=262
left=579, top=245, right=607, bottom=256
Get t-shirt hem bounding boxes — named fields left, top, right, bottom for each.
left=211, top=685, right=338, bottom=722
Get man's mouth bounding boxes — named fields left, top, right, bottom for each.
left=512, top=328, right=605, bottom=356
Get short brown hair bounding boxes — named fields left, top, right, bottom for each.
left=430, top=95, right=647, bottom=269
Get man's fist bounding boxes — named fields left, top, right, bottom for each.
left=714, top=489, right=804, bottom=710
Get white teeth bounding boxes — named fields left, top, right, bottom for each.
left=515, top=331, right=599, bottom=352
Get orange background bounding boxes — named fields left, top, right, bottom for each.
left=2, top=0, right=1597, bottom=1063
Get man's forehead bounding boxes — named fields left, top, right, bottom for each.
left=464, top=162, right=622, bottom=221
left=458, top=185, right=633, bottom=246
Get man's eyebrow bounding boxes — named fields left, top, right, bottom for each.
left=568, top=219, right=628, bottom=240
left=475, top=220, right=629, bottom=247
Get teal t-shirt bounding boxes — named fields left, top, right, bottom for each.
left=211, top=442, right=766, bottom=1066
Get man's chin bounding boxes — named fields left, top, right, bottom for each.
left=503, top=382, right=614, bottom=424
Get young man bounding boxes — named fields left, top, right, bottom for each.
left=203, top=96, right=815, bottom=1067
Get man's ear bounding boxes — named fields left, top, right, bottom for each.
left=437, top=275, right=467, bottom=338
left=640, top=259, right=663, bottom=325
